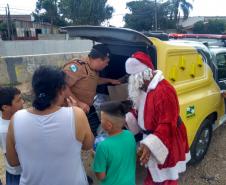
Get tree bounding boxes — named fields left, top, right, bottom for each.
left=192, top=21, right=205, bottom=34
left=193, top=20, right=226, bottom=34
left=58, top=0, right=113, bottom=25
left=124, top=0, right=155, bottom=31
left=167, top=0, right=193, bottom=30
left=169, top=0, right=193, bottom=22
left=0, top=21, right=16, bottom=40
left=33, top=0, right=67, bottom=33
left=0, top=21, right=8, bottom=40
left=124, top=0, right=174, bottom=31
left=206, top=20, right=226, bottom=34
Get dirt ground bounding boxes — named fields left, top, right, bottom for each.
left=179, top=123, right=226, bottom=185
left=1, top=84, right=226, bottom=185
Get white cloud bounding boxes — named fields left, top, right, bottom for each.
left=190, top=0, right=226, bottom=17
left=0, top=0, right=36, bottom=14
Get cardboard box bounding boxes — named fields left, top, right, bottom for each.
left=108, top=83, right=128, bottom=101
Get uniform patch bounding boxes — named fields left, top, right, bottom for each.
left=70, top=64, right=78, bottom=72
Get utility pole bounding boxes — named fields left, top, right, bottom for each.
left=154, top=0, right=158, bottom=31
left=5, top=7, right=11, bottom=40
left=7, top=4, right=13, bottom=40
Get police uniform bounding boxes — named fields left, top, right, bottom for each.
left=63, top=58, right=100, bottom=136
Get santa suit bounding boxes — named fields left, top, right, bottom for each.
left=126, top=71, right=190, bottom=185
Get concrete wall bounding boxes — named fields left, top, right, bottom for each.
left=0, top=39, right=94, bottom=85
left=0, top=39, right=92, bottom=57
left=38, top=34, right=67, bottom=40
left=0, top=52, right=88, bottom=85
left=0, top=57, right=10, bottom=85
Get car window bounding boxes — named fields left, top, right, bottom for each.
left=216, top=53, right=226, bottom=80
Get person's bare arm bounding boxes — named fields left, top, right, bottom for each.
left=73, top=107, right=94, bottom=150
left=95, top=172, right=106, bottom=180
left=6, top=117, right=20, bottom=166
left=98, top=77, right=121, bottom=85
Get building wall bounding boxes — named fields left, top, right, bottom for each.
left=38, top=34, right=67, bottom=40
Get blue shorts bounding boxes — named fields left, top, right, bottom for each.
left=6, top=171, right=20, bottom=185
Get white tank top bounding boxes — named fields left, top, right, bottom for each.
left=13, top=107, right=88, bottom=185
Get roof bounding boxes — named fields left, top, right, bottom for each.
left=0, top=14, right=31, bottom=22
left=178, top=16, right=226, bottom=29
left=179, top=16, right=204, bottom=29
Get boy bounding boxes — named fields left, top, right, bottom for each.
left=92, top=101, right=136, bottom=185
left=0, top=87, right=24, bottom=185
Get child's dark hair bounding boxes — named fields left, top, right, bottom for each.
left=32, top=65, right=66, bottom=111
left=0, top=87, right=21, bottom=111
left=100, top=100, right=133, bottom=117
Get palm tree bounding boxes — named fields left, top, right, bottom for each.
left=170, top=0, right=193, bottom=22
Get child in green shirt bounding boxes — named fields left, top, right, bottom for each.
left=92, top=101, right=136, bottom=185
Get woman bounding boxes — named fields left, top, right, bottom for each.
left=6, top=66, right=93, bottom=185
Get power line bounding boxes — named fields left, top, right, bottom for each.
left=0, top=6, right=157, bottom=19
left=0, top=6, right=34, bottom=12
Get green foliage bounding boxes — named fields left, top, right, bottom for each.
left=0, top=21, right=16, bottom=40
left=206, top=20, right=226, bottom=34
left=33, top=0, right=67, bottom=27
left=170, top=0, right=193, bottom=21
left=193, top=20, right=226, bottom=34
left=124, top=0, right=193, bottom=31
left=0, top=21, right=7, bottom=40
left=193, top=21, right=205, bottom=34
left=58, top=0, right=113, bottom=25
left=33, top=0, right=113, bottom=26
left=124, top=0, right=156, bottom=31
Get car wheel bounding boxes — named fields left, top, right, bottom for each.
left=189, top=119, right=212, bottom=164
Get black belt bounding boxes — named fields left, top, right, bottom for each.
left=142, top=116, right=183, bottom=135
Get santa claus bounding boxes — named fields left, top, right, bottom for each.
left=125, top=51, right=190, bottom=185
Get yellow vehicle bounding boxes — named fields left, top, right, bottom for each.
left=63, top=26, right=225, bottom=164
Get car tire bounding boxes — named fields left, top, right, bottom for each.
left=189, top=119, right=213, bottom=164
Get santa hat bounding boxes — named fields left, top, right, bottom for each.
left=125, top=51, right=154, bottom=74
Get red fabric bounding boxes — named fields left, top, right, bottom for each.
left=143, top=79, right=189, bottom=168
left=132, top=51, right=154, bottom=70
left=144, top=171, right=178, bottom=185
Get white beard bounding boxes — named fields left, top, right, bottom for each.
left=128, top=69, right=153, bottom=108
left=128, top=75, right=142, bottom=108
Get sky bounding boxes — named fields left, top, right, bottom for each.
left=0, top=0, right=226, bottom=27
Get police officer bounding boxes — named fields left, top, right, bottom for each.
left=63, top=44, right=120, bottom=136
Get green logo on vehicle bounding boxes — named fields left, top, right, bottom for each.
left=186, top=105, right=195, bottom=118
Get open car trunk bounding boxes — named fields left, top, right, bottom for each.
left=62, top=26, right=157, bottom=104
